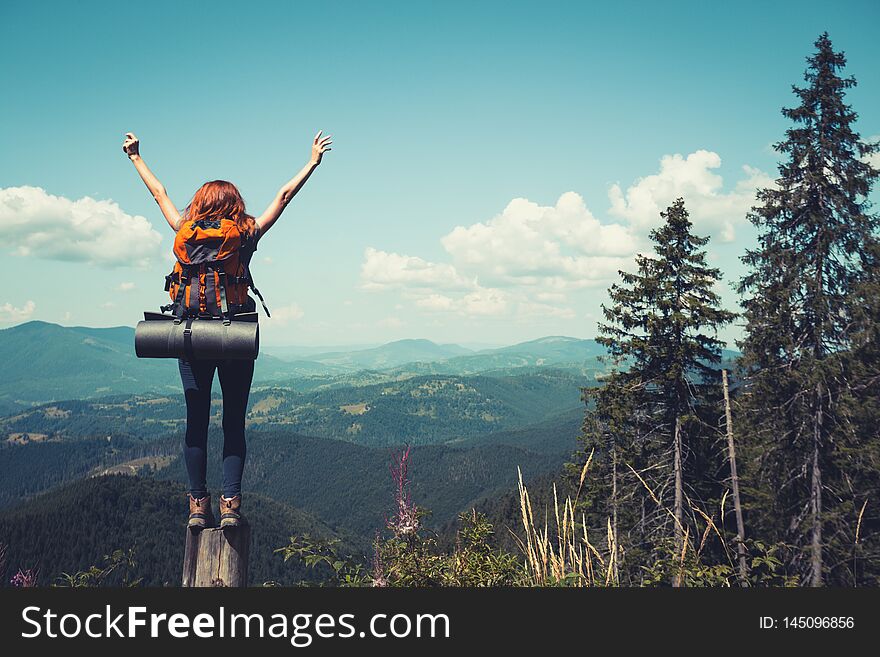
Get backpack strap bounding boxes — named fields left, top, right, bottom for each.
left=182, top=315, right=196, bottom=359
left=185, top=265, right=203, bottom=317
left=245, top=264, right=271, bottom=317
left=161, top=265, right=196, bottom=320
left=223, top=270, right=271, bottom=317
left=216, top=269, right=232, bottom=325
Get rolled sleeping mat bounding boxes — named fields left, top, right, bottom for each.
left=135, top=311, right=259, bottom=360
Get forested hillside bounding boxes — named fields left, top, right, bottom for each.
left=0, top=475, right=347, bottom=587
left=0, top=369, right=586, bottom=447
left=156, top=425, right=572, bottom=537
left=0, top=406, right=581, bottom=535
left=249, top=370, right=585, bottom=445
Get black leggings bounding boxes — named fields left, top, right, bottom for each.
left=178, top=357, right=255, bottom=498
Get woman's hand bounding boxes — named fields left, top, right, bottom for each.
left=256, top=131, right=332, bottom=235
left=123, top=132, right=182, bottom=231
left=122, top=132, right=140, bottom=159
left=310, top=130, right=332, bottom=166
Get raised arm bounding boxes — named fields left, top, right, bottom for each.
left=122, top=132, right=183, bottom=232
left=256, top=131, right=332, bottom=236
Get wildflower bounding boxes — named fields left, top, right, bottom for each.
left=387, top=445, right=419, bottom=537
left=11, top=568, right=38, bottom=587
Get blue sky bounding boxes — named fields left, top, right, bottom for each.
left=1, top=0, right=878, bottom=348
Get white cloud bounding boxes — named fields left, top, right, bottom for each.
left=536, top=291, right=567, bottom=303
left=461, top=287, right=508, bottom=316
left=441, top=192, right=636, bottom=287
left=360, top=193, right=633, bottom=319
left=361, top=249, right=520, bottom=318
left=116, top=282, right=136, bottom=292
left=360, top=149, right=769, bottom=321
left=378, top=316, right=403, bottom=328
left=515, top=301, right=576, bottom=319
left=440, top=192, right=636, bottom=272
left=0, top=300, right=35, bottom=323
left=0, top=186, right=163, bottom=268
left=608, top=150, right=772, bottom=242
left=360, top=247, right=474, bottom=291
left=414, top=287, right=556, bottom=319
left=415, top=294, right=455, bottom=311
left=269, top=303, right=305, bottom=326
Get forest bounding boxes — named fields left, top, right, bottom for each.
left=560, top=34, right=880, bottom=587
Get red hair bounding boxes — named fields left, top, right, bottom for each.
left=183, top=180, right=257, bottom=238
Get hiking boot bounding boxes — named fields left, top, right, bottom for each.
left=219, top=494, right=244, bottom=528
left=188, top=493, right=214, bottom=529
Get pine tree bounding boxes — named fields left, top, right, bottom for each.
left=736, top=33, right=879, bottom=586
left=574, top=198, right=735, bottom=584
left=840, top=239, right=880, bottom=585
left=574, top=368, right=641, bottom=584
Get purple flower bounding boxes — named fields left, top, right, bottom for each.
left=11, top=568, right=38, bottom=588
left=387, top=445, right=419, bottom=537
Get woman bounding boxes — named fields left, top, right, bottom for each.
left=122, top=130, right=332, bottom=529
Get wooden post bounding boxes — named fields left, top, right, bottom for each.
left=182, top=525, right=251, bottom=587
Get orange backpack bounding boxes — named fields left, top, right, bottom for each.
left=161, top=217, right=270, bottom=322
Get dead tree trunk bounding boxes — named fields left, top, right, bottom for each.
left=722, top=369, right=748, bottom=586
left=183, top=525, right=251, bottom=587
left=611, top=443, right=619, bottom=586
left=673, top=416, right=684, bottom=587
left=810, top=381, right=824, bottom=587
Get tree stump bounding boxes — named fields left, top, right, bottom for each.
left=182, top=525, right=251, bottom=587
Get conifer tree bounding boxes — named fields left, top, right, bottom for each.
left=842, top=239, right=880, bottom=585
left=575, top=198, right=735, bottom=584
left=736, top=33, right=879, bottom=586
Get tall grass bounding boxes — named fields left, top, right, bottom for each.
left=514, top=448, right=619, bottom=586
left=512, top=446, right=775, bottom=586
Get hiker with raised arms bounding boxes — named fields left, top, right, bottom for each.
left=122, top=130, right=332, bottom=530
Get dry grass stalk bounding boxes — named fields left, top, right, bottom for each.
left=856, top=499, right=868, bottom=545
left=674, top=526, right=690, bottom=587
left=516, top=465, right=613, bottom=586
left=574, top=448, right=594, bottom=501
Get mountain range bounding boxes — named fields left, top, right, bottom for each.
left=0, top=321, right=623, bottom=410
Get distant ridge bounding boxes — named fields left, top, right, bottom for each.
left=0, top=321, right=740, bottom=409
left=300, top=338, right=474, bottom=370
left=0, top=320, right=298, bottom=406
